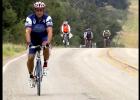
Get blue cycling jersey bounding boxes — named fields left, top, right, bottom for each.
left=25, top=13, right=53, bottom=45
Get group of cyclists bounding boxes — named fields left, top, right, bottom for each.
left=60, top=20, right=111, bottom=48
left=60, top=21, right=72, bottom=47
left=24, top=1, right=111, bottom=88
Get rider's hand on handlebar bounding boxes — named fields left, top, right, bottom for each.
left=26, top=42, right=32, bottom=49
left=42, top=41, right=50, bottom=46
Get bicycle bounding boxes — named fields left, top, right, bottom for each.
left=103, top=36, right=110, bottom=47
left=30, top=45, right=49, bottom=96
left=85, top=39, right=92, bottom=48
left=63, top=33, right=69, bottom=48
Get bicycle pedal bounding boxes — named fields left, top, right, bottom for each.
left=43, top=72, right=47, bottom=76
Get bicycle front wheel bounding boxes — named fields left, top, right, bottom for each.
left=36, top=60, right=42, bottom=96
left=37, top=77, right=41, bottom=96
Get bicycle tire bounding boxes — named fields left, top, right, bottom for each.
left=36, top=60, right=42, bottom=96
left=107, top=39, right=110, bottom=47
left=64, top=41, right=67, bottom=48
left=37, top=77, right=41, bottom=96
left=104, top=39, right=107, bottom=48
left=63, top=34, right=69, bottom=48
left=86, top=40, right=90, bottom=48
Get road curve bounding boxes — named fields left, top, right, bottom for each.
left=108, top=48, right=138, bottom=69
left=3, top=48, right=138, bottom=100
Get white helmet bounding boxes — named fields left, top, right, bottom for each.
left=63, top=21, right=68, bottom=25
left=106, top=30, right=110, bottom=32
left=34, top=1, right=46, bottom=9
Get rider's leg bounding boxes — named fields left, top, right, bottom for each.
left=27, top=47, right=36, bottom=77
left=84, top=38, right=86, bottom=46
left=27, top=48, right=36, bottom=88
left=103, top=38, right=106, bottom=47
left=43, top=47, right=49, bottom=64
left=27, top=54, right=35, bottom=76
left=107, top=36, right=110, bottom=47
left=42, top=37, right=50, bottom=66
left=67, top=33, right=69, bottom=40
left=86, top=38, right=90, bottom=48
left=43, top=47, right=50, bottom=75
left=86, top=38, right=88, bottom=47
left=63, top=33, right=65, bottom=43
left=90, top=39, right=92, bottom=47
left=67, top=33, right=70, bottom=45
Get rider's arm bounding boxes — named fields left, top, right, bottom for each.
left=108, top=30, right=111, bottom=36
left=83, top=32, right=85, bottom=38
left=46, top=16, right=53, bottom=44
left=103, top=30, right=105, bottom=37
left=47, top=27, right=53, bottom=44
left=25, top=28, right=32, bottom=44
left=25, top=17, right=32, bottom=44
left=61, top=25, right=64, bottom=33
left=84, top=32, right=87, bottom=39
left=68, top=25, right=71, bottom=33
left=91, top=32, right=93, bottom=39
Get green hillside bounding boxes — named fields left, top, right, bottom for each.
left=3, top=0, right=131, bottom=47
left=115, top=0, right=138, bottom=48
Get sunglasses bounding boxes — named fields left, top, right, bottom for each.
left=35, top=9, right=44, bottom=12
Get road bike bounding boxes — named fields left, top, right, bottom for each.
left=103, top=36, right=110, bottom=47
left=63, top=33, right=69, bottom=48
left=85, top=39, right=92, bottom=48
left=30, top=45, right=49, bottom=96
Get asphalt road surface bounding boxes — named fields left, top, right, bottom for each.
left=3, top=48, right=138, bottom=100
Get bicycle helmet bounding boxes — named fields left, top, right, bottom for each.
left=86, top=28, right=91, bottom=31
left=63, top=21, right=68, bottom=25
left=34, top=1, right=46, bottom=9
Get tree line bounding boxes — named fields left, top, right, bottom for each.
left=3, top=0, right=130, bottom=47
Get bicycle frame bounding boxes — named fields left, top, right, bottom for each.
left=35, top=50, right=42, bottom=96
left=30, top=45, right=48, bottom=96
left=103, top=37, right=110, bottom=47
left=63, top=33, right=69, bottom=47
left=34, top=49, right=42, bottom=79
left=85, top=39, right=92, bottom=48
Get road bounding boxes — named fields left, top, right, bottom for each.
left=3, top=48, right=138, bottom=100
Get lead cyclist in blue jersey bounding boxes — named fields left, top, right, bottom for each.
left=25, top=1, right=53, bottom=87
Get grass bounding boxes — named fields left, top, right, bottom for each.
left=119, top=33, right=138, bottom=48
left=118, top=0, right=138, bottom=48
left=3, top=43, right=26, bottom=60
left=123, top=0, right=138, bottom=33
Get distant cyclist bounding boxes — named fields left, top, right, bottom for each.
left=25, top=1, right=53, bottom=87
left=84, top=28, right=93, bottom=47
left=61, top=21, right=71, bottom=45
left=102, top=29, right=111, bottom=47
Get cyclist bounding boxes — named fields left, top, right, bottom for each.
left=84, top=28, right=93, bottom=47
left=102, top=29, right=111, bottom=38
left=25, top=1, right=53, bottom=87
left=61, top=21, right=71, bottom=45
left=102, top=29, right=111, bottom=47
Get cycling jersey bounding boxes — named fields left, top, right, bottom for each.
left=61, top=24, right=71, bottom=33
left=25, top=13, right=53, bottom=45
left=86, top=31, right=92, bottom=39
left=103, top=30, right=111, bottom=37
left=84, top=31, right=93, bottom=39
left=63, top=24, right=69, bottom=33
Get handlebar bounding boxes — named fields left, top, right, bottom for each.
left=29, top=45, right=49, bottom=49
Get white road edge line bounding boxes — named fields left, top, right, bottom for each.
left=3, top=53, right=27, bottom=73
